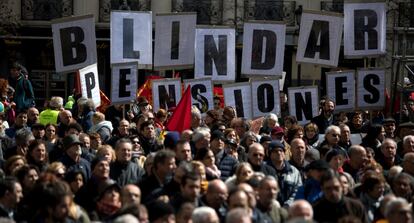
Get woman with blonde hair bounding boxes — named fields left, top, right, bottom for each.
left=96, top=144, right=117, bottom=163
left=225, top=162, right=254, bottom=191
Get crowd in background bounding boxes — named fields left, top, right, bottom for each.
left=0, top=63, right=413, bottom=223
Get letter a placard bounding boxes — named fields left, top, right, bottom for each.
left=296, top=11, right=343, bottom=67
left=79, top=63, right=101, bottom=107
left=110, top=11, right=152, bottom=68
left=111, top=62, right=138, bottom=105
left=52, top=15, right=97, bottom=73
left=344, top=3, right=386, bottom=58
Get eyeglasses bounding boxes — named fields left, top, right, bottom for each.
left=132, top=140, right=140, bottom=144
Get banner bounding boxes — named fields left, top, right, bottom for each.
left=195, top=27, right=236, bottom=82
left=326, top=70, right=355, bottom=112
left=357, top=68, right=385, bottom=109
left=79, top=63, right=101, bottom=107
left=241, top=21, right=286, bottom=77
left=251, top=78, right=281, bottom=118
left=52, top=15, right=97, bottom=73
left=154, top=13, right=197, bottom=69
left=110, top=11, right=152, bottom=68
left=151, top=78, right=182, bottom=112
left=111, top=62, right=138, bottom=104
left=296, top=11, right=343, bottom=67
left=223, top=83, right=252, bottom=119
left=344, top=3, right=386, bottom=58
left=288, top=86, right=319, bottom=125
left=183, top=78, right=214, bottom=114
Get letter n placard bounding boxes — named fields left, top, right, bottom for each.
left=288, top=86, right=319, bottom=125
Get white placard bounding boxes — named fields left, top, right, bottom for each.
left=183, top=78, right=214, bottom=114
left=195, top=27, right=236, bottom=82
left=357, top=68, right=385, bottom=109
left=288, top=86, right=319, bottom=125
left=154, top=13, right=197, bottom=69
left=241, top=22, right=286, bottom=77
left=326, top=70, right=356, bottom=112
left=52, top=15, right=97, bottom=73
left=223, top=83, right=252, bottom=119
left=79, top=63, right=101, bottom=107
left=344, top=3, right=386, bottom=58
left=251, top=78, right=281, bottom=118
left=296, top=11, right=343, bottom=67
left=110, top=11, right=152, bottom=67
left=111, top=62, right=138, bottom=104
left=151, top=78, right=182, bottom=112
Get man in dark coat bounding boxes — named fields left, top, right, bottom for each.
left=311, top=98, right=336, bottom=134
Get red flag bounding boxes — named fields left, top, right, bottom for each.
left=165, top=86, right=192, bottom=132
left=96, top=90, right=111, bottom=113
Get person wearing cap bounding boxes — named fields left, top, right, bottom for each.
left=214, top=131, right=238, bottom=181
left=295, top=160, right=331, bottom=203
left=383, top=118, right=397, bottom=139
left=247, top=143, right=276, bottom=177
left=267, top=140, right=302, bottom=207
left=271, top=126, right=292, bottom=160
left=313, top=171, right=369, bottom=223
left=311, top=98, right=337, bottom=134
left=59, top=134, right=91, bottom=181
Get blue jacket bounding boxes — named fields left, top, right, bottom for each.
left=295, top=178, right=322, bottom=203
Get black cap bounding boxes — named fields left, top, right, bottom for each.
left=62, top=134, right=83, bottom=150
left=305, top=160, right=330, bottom=171
left=225, top=139, right=238, bottom=147
left=268, top=140, right=285, bottom=152
left=259, top=135, right=272, bottom=144
left=383, top=118, right=396, bottom=124
left=211, top=130, right=225, bottom=141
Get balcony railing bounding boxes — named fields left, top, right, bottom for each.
left=172, top=0, right=223, bottom=25
left=320, top=1, right=344, bottom=13
left=99, top=0, right=151, bottom=22
left=398, top=2, right=414, bottom=27
left=21, top=0, right=73, bottom=20
left=244, top=0, right=296, bottom=26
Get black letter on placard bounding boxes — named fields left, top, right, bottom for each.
left=335, top=77, right=348, bottom=106
left=295, top=92, right=313, bottom=121
left=354, top=9, right=378, bottom=50
left=123, top=18, right=140, bottom=59
left=119, top=69, right=131, bottom=98
left=204, top=35, right=227, bottom=76
left=60, top=27, right=87, bottom=66
left=234, top=90, right=244, bottom=117
left=85, top=72, right=95, bottom=98
left=171, top=21, right=180, bottom=60
left=304, top=20, right=330, bottom=60
left=257, top=84, right=274, bottom=112
left=363, top=74, right=380, bottom=103
left=251, top=30, right=277, bottom=70
left=191, top=84, right=209, bottom=113
left=158, top=85, right=177, bottom=109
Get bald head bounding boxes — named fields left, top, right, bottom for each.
left=288, top=200, right=313, bottom=220
left=121, top=184, right=141, bottom=205
left=206, top=179, right=228, bottom=209
left=248, top=143, right=265, bottom=166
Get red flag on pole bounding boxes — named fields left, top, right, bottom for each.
left=165, top=86, right=192, bottom=133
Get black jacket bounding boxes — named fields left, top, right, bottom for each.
left=110, top=160, right=145, bottom=187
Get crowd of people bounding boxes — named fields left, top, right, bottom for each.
left=0, top=63, right=413, bottom=223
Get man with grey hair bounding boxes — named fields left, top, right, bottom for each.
left=191, top=206, right=219, bottom=223
left=226, top=208, right=252, bottom=223
left=191, top=105, right=202, bottom=130
left=192, top=127, right=210, bottom=151
left=288, top=200, right=313, bottom=220
left=376, top=138, right=401, bottom=171
left=402, top=152, right=414, bottom=177
left=4, top=128, right=34, bottom=160
left=402, top=135, right=414, bottom=155
left=256, top=176, right=288, bottom=223
left=385, top=197, right=412, bottom=223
